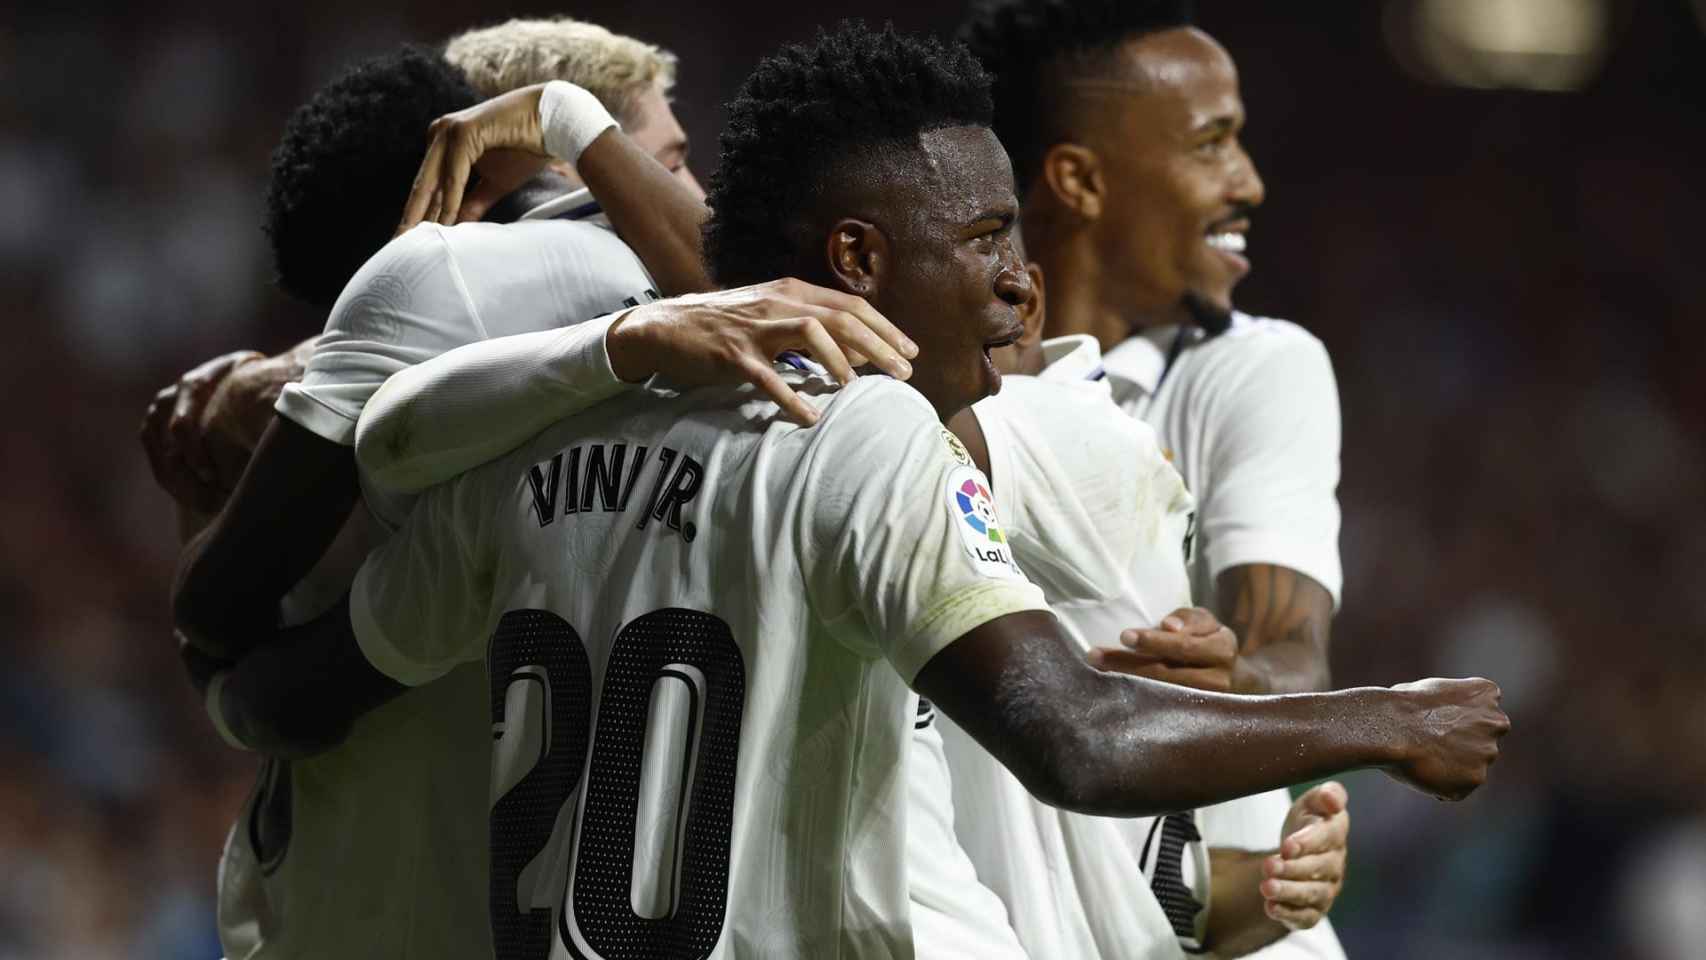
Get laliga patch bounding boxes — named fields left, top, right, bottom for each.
left=945, top=466, right=1024, bottom=580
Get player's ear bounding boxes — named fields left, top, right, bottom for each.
left=1039, top=143, right=1104, bottom=222
left=826, top=218, right=887, bottom=298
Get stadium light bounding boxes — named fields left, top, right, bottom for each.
left=1386, top=0, right=1611, bottom=92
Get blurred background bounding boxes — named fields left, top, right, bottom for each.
left=1, top=0, right=1702, bottom=957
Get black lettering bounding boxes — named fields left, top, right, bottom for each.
left=580, top=443, right=627, bottom=513
left=526, top=453, right=563, bottom=527
left=563, top=447, right=582, bottom=516
left=636, top=448, right=679, bottom=531
left=651, top=454, right=704, bottom=535
left=617, top=446, right=649, bottom=512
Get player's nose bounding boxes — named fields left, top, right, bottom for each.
left=994, top=252, right=1033, bottom=307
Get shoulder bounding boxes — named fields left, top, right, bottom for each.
left=1200, top=313, right=1333, bottom=373
left=323, top=225, right=460, bottom=337
left=813, top=376, right=940, bottom=437
left=1180, top=313, right=1337, bottom=403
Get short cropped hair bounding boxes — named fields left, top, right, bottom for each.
left=702, top=21, right=992, bottom=288
left=444, top=17, right=677, bottom=127
left=264, top=45, right=478, bottom=309
left=958, top=0, right=1194, bottom=195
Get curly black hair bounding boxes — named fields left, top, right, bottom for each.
left=958, top=0, right=1194, bottom=196
left=264, top=45, right=478, bottom=309
left=702, top=21, right=993, bottom=288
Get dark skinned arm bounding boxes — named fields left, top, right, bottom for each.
left=172, top=416, right=359, bottom=660
left=401, top=84, right=711, bottom=296
left=212, top=595, right=405, bottom=756
left=573, top=128, right=709, bottom=295
left=912, top=609, right=1506, bottom=817
left=1220, top=563, right=1334, bottom=694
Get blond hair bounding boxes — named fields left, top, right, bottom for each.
left=444, top=17, right=677, bottom=126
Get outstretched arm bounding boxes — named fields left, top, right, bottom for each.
left=912, top=608, right=1505, bottom=817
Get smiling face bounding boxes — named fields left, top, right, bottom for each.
left=835, top=125, right=1032, bottom=421
left=1072, top=27, right=1265, bottom=325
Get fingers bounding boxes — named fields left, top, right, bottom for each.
left=1264, top=897, right=1325, bottom=931
left=458, top=176, right=509, bottom=225
left=777, top=278, right=918, bottom=364
left=1261, top=876, right=1336, bottom=910
left=1117, top=627, right=1236, bottom=667
left=399, top=125, right=450, bottom=234
left=1157, top=606, right=1223, bottom=635
left=1266, top=850, right=1343, bottom=883
left=1085, top=648, right=1234, bottom=692
left=1299, top=780, right=1349, bottom=816
left=170, top=376, right=218, bottom=488
left=786, top=317, right=858, bottom=386
left=799, top=305, right=912, bottom=381
left=436, top=130, right=475, bottom=227
left=1281, top=812, right=1348, bottom=858
left=740, top=358, right=821, bottom=427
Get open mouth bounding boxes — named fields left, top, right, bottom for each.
left=1205, top=231, right=1246, bottom=253
left=981, top=325, right=1022, bottom=359
left=1205, top=218, right=1250, bottom=255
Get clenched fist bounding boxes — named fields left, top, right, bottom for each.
left=1384, top=678, right=1510, bottom=800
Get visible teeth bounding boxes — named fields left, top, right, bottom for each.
left=1206, top=232, right=1246, bottom=253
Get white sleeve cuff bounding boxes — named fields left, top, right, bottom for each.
left=349, top=562, right=456, bottom=688
left=1207, top=535, right=1343, bottom=609
left=204, top=672, right=252, bottom=752
left=275, top=383, right=359, bottom=446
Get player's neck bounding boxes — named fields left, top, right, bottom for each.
left=1036, top=240, right=1185, bottom=354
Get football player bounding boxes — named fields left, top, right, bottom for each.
left=206, top=24, right=1506, bottom=959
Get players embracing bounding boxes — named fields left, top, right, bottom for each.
left=144, top=11, right=1509, bottom=960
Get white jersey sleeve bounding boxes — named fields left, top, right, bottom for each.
left=801, top=382, right=1047, bottom=683
left=276, top=225, right=486, bottom=445
left=355, top=312, right=629, bottom=495
left=1197, top=328, right=1343, bottom=606
left=348, top=470, right=500, bottom=686
left=975, top=375, right=1195, bottom=624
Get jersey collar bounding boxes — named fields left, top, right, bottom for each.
left=1035, top=334, right=1105, bottom=384
left=517, top=187, right=605, bottom=223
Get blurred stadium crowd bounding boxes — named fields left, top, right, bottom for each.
left=0, top=1, right=1701, bottom=957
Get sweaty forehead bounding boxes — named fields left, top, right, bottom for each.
left=911, top=125, right=1018, bottom=223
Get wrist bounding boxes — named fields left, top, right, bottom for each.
left=1363, top=686, right=1417, bottom=767
left=539, top=81, right=618, bottom=163
left=604, top=305, right=657, bottom=383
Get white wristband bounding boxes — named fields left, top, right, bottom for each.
left=539, top=80, right=618, bottom=163
left=205, top=671, right=252, bottom=752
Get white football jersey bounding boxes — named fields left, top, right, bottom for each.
left=349, top=373, right=1048, bottom=960
left=217, top=204, right=658, bottom=960
left=909, top=337, right=1205, bottom=960
left=1104, top=315, right=1347, bottom=960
